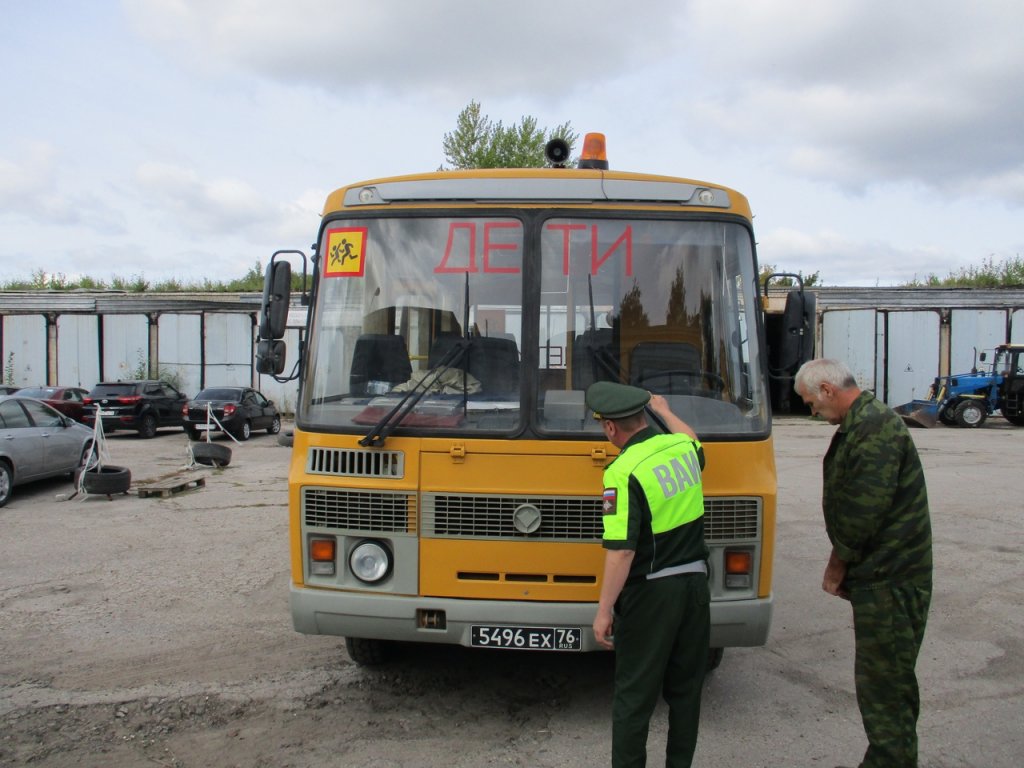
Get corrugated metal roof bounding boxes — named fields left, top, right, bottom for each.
left=815, top=287, right=1024, bottom=309
left=0, top=291, right=265, bottom=315
left=765, top=286, right=1024, bottom=310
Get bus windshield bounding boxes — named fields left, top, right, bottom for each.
left=300, top=214, right=767, bottom=437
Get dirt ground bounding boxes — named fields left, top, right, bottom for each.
left=1, top=418, right=1022, bottom=767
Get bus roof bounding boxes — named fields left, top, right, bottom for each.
left=322, top=168, right=752, bottom=218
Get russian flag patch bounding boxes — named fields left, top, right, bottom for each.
left=602, top=488, right=617, bottom=515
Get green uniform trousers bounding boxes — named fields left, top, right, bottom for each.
left=850, top=582, right=931, bottom=768
left=612, top=572, right=710, bottom=768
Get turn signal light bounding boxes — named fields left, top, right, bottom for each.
left=724, top=549, right=753, bottom=589
left=310, top=538, right=336, bottom=576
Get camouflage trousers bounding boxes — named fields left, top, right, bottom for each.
left=850, top=581, right=931, bottom=768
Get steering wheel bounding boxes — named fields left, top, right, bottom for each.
left=638, top=370, right=726, bottom=393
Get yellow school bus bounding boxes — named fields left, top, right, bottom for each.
left=258, top=134, right=780, bottom=667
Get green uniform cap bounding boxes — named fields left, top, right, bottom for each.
left=586, top=381, right=651, bottom=420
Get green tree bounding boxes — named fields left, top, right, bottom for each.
left=442, top=100, right=578, bottom=169
left=759, top=264, right=820, bottom=288
left=904, top=254, right=1024, bottom=288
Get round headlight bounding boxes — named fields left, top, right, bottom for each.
left=349, top=540, right=391, bottom=583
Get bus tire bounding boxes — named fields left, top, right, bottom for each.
left=345, top=636, right=391, bottom=666
left=706, top=646, right=724, bottom=672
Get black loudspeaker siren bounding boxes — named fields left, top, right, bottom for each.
left=544, top=138, right=570, bottom=167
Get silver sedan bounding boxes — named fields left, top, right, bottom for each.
left=0, top=396, right=94, bottom=507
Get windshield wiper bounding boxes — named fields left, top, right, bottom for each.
left=358, top=337, right=470, bottom=447
left=360, top=273, right=473, bottom=447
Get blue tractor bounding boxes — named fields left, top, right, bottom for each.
left=895, top=344, right=1024, bottom=428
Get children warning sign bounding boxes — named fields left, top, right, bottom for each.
left=324, top=227, right=367, bottom=277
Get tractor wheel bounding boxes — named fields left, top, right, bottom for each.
left=1004, top=411, right=1024, bottom=426
left=954, top=400, right=986, bottom=428
left=938, top=408, right=956, bottom=426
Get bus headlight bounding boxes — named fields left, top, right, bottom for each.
left=349, top=540, right=392, bottom=584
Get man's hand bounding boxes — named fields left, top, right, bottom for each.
left=593, top=549, right=633, bottom=650
left=823, top=548, right=849, bottom=599
left=593, top=606, right=615, bottom=650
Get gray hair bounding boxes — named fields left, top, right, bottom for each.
left=794, top=358, right=857, bottom=394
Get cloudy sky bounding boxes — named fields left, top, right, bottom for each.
left=2, top=0, right=1022, bottom=287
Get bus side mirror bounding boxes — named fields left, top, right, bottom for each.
left=256, top=339, right=287, bottom=375
left=260, top=261, right=291, bottom=340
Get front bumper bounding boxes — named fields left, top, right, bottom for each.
left=290, top=584, right=773, bottom=650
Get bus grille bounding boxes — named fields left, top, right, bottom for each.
left=301, top=489, right=759, bottom=542
left=307, top=447, right=404, bottom=478
left=303, top=487, right=415, bottom=533
left=704, top=497, right=761, bottom=541
left=420, top=494, right=761, bottom=543
left=422, top=494, right=603, bottom=541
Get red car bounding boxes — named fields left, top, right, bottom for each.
left=14, top=386, right=90, bottom=423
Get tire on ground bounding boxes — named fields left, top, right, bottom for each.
left=82, top=465, right=132, bottom=495
left=192, top=441, right=232, bottom=467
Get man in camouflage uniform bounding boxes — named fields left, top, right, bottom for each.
left=795, top=359, right=932, bottom=768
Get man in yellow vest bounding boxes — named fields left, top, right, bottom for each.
left=587, top=381, right=710, bottom=768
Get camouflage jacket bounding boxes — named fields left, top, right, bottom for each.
left=823, top=391, right=932, bottom=589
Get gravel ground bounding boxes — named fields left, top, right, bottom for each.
left=1, top=419, right=1021, bottom=767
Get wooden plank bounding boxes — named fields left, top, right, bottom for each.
left=137, top=474, right=207, bottom=499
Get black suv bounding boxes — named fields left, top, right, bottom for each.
left=83, top=380, right=188, bottom=438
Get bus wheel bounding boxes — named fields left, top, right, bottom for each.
left=706, top=647, right=724, bottom=672
left=345, top=636, right=391, bottom=666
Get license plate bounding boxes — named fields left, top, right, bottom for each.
left=99, top=409, right=116, bottom=417
left=470, top=625, right=582, bottom=651
left=195, top=424, right=211, bottom=430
